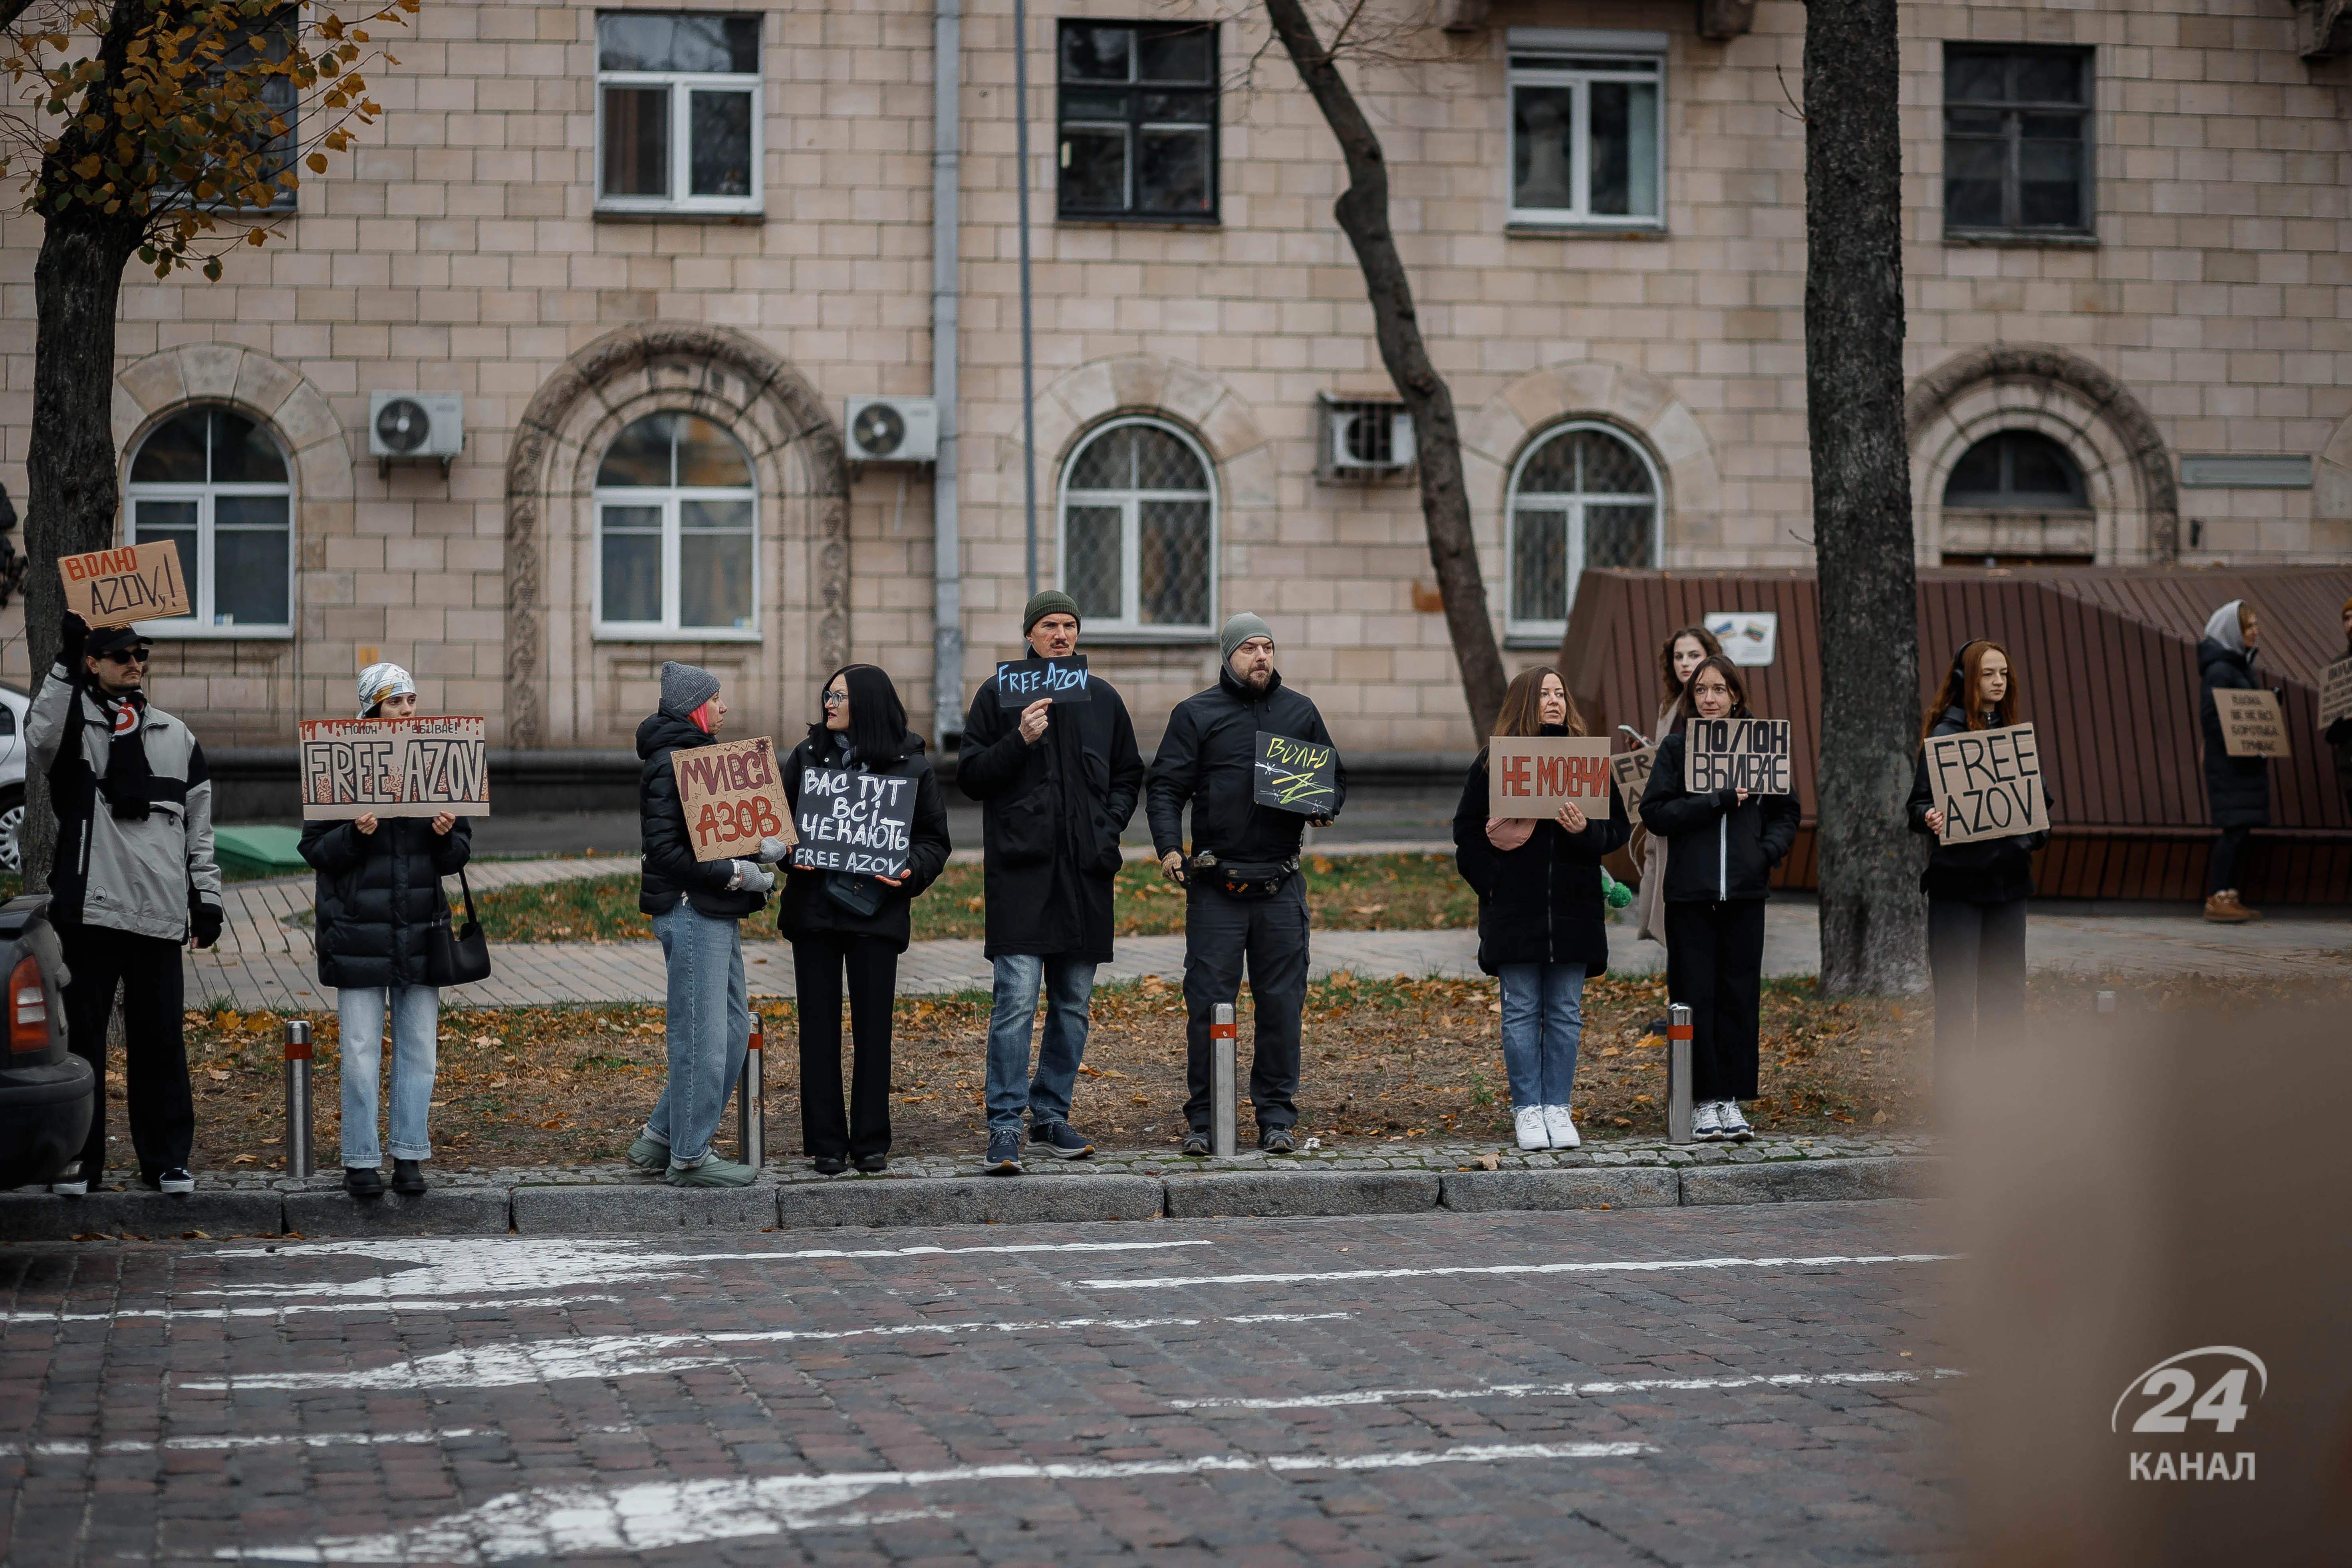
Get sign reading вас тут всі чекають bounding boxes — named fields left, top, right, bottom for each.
left=300, top=717, right=489, bottom=820
left=793, top=766, right=915, bottom=878
left=1921, top=722, right=2043, bottom=845
left=1685, top=717, right=1794, bottom=795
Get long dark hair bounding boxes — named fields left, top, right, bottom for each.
left=1657, top=624, right=1724, bottom=706
left=1477, top=666, right=1584, bottom=765
left=1920, top=639, right=2019, bottom=740
left=1683, top=654, right=1752, bottom=720
left=810, top=663, right=909, bottom=768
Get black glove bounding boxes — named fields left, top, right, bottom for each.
left=189, top=901, right=222, bottom=950
left=57, top=611, right=88, bottom=670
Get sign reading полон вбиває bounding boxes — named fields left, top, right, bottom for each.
left=300, top=717, right=490, bottom=820
left=994, top=654, right=1093, bottom=708
left=793, top=766, right=916, bottom=878
left=1685, top=717, right=1793, bottom=795
left=1921, top=722, right=2044, bottom=845
left=1253, top=732, right=1339, bottom=816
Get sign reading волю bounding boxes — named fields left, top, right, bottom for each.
left=1487, top=735, right=1611, bottom=818
left=2217, top=690, right=2290, bottom=758
left=1921, top=722, right=2044, bottom=845
left=1686, top=717, right=1794, bottom=795
left=671, top=736, right=792, bottom=863
left=61, top=543, right=191, bottom=628
left=300, top=717, right=489, bottom=819
left=1252, top=732, right=1339, bottom=816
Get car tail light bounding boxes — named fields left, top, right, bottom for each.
left=8, top=956, right=47, bottom=1053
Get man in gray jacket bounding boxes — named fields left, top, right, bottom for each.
left=31, top=613, right=224, bottom=1194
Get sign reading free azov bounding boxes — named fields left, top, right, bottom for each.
left=1921, top=722, right=2044, bottom=844
left=300, top=717, right=489, bottom=819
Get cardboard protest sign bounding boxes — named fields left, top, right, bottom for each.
left=1487, top=735, right=1612, bottom=819
left=300, top=717, right=489, bottom=820
left=61, top=543, right=191, bottom=628
left=670, top=736, right=792, bottom=863
left=1685, top=717, right=1794, bottom=795
left=1921, top=722, right=2044, bottom=845
left=994, top=654, right=1093, bottom=708
left=1612, top=745, right=1657, bottom=828
left=1253, top=732, right=1339, bottom=816
left=2217, top=689, right=2289, bottom=758
left=2317, top=655, right=2352, bottom=730
left=793, top=766, right=917, bottom=878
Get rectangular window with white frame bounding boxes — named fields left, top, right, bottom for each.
left=1506, top=29, right=1665, bottom=230
left=595, top=12, right=761, bottom=215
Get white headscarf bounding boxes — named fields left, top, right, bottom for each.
left=2201, top=601, right=2247, bottom=657
left=357, top=661, right=418, bottom=718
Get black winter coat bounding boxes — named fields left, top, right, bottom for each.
left=300, top=815, right=472, bottom=989
left=776, top=729, right=952, bottom=953
left=1451, top=753, right=1630, bottom=975
left=1637, top=730, right=1802, bottom=903
left=1145, top=667, right=1347, bottom=863
left=956, top=673, right=1145, bottom=961
left=1904, top=705, right=2052, bottom=904
left=2327, top=638, right=2352, bottom=797
left=637, top=711, right=769, bottom=920
left=2197, top=638, right=2272, bottom=829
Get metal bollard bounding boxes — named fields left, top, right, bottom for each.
left=282, top=1019, right=314, bottom=1178
left=1211, top=1002, right=1237, bottom=1157
left=737, top=1016, right=766, bottom=1169
left=1665, top=1002, right=1694, bottom=1145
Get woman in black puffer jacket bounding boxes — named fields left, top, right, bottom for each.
left=299, top=664, right=470, bottom=1198
left=1453, top=667, right=1628, bottom=1154
left=2197, top=599, right=2273, bottom=922
left=778, top=664, right=951, bottom=1173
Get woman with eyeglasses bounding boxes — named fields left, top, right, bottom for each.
left=298, top=663, right=472, bottom=1197
left=778, top=665, right=951, bottom=1173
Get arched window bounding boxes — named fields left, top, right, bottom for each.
left=125, top=407, right=293, bottom=634
left=1942, top=429, right=2087, bottom=509
left=593, top=412, right=758, bottom=636
left=1506, top=422, right=1660, bottom=637
left=1058, top=418, right=1214, bottom=635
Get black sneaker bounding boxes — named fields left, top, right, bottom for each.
left=390, top=1159, right=427, bottom=1195
left=1029, top=1121, right=1094, bottom=1160
left=151, top=1167, right=194, bottom=1194
left=343, top=1166, right=384, bottom=1198
left=1645, top=1017, right=1671, bottom=1039
left=1181, top=1131, right=1211, bottom=1157
left=853, top=1152, right=888, bottom=1173
left=811, top=1154, right=848, bottom=1175
left=1258, top=1127, right=1296, bottom=1155
left=985, top=1129, right=1024, bottom=1174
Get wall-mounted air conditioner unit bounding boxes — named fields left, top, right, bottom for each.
left=1317, top=394, right=1415, bottom=482
left=368, top=391, right=464, bottom=477
left=844, top=396, right=939, bottom=464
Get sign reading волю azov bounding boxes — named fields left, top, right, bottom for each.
left=61, top=543, right=191, bottom=628
left=300, top=717, right=489, bottom=820
left=1921, top=722, right=2044, bottom=845
left=671, top=736, right=792, bottom=863
left=1487, top=735, right=1611, bottom=818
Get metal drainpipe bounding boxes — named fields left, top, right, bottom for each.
left=930, top=0, right=965, bottom=748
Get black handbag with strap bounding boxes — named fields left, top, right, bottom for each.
left=426, top=867, right=492, bottom=986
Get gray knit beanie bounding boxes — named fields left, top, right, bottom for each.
left=1220, top=611, right=1275, bottom=663
left=1022, top=589, right=1082, bottom=635
left=659, top=660, right=721, bottom=719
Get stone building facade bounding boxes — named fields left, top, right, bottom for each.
left=0, top=0, right=2346, bottom=766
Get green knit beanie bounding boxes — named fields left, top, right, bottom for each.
left=1022, top=589, right=1082, bottom=635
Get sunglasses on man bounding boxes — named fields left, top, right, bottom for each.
left=97, top=646, right=153, bottom=665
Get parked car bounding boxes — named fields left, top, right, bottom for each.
left=0, top=892, right=87, bottom=1189
left=0, top=682, right=26, bottom=875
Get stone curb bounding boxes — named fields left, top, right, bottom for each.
left=0, top=1157, right=1938, bottom=1239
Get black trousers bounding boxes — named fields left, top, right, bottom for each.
left=1182, top=878, right=1308, bottom=1133
left=60, top=925, right=192, bottom=1182
left=2207, top=825, right=2254, bottom=895
left=792, top=933, right=898, bottom=1161
left=1926, top=896, right=2026, bottom=1079
left=1663, top=899, right=1766, bottom=1104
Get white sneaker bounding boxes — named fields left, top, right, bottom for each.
left=1691, top=1100, right=1723, bottom=1141
left=1513, top=1106, right=1549, bottom=1151
left=1542, top=1106, right=1580, bottom=1149
left=1718, top=1102, right=1753, bottom=1142
left=50, top=1168, right=88, bottom=1197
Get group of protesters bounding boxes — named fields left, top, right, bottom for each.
left=34, top=585, right=2348, bottom=1195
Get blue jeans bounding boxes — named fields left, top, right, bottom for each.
left=985, top=953, right=1097, bottom=1133
left=337, top=984, right=439, bottom=1167
left=646, top=901, right=749, bottom=1164
left=1497, top=962, right=1585, bottom=1110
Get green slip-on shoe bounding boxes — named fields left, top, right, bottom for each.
left=667, top=1155, right=758, bottom=1188
left=627, top=1133, right=671, bottom=1173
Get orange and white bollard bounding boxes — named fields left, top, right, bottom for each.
left=1211, top=1002, right=1237, bottom=1158
left=737, top=1016, right=766, bottom=1169
left=1666, top=1002, right=1695, bottom=1145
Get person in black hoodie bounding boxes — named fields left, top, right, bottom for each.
left=1452, top=666, right=1629, bottom=1153
left=1905, top=640, right=2049, bottom=1080
left=299, top=663, right=472, bottom=1198
left=1637, top=654, right=1800, bottom=1143
left=2196, top=599, right=2273, bottom=923
left=777, top=664, right=951, bottom=1173
left=631, top=661, right=784, bottom=1188
left=1146, top=612, right=1346, bottom=1155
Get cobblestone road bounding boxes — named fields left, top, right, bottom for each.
left=1, top=1202, right=1959, bottom=1565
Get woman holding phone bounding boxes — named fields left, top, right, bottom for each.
left=778, top=665, right=952, bottom=1173
left=1906, top=641, right=2047, bottom=1080
left=1637, top=655, right=1800, bottom=1142
left=1453, top=667, right=1630, bottom=1151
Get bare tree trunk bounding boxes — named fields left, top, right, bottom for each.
left=1804, top=0, right=1926, bottom=994
left=1262, top=0, right=1509, bottom=736
left=23, top=211, right=144, bottom=893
